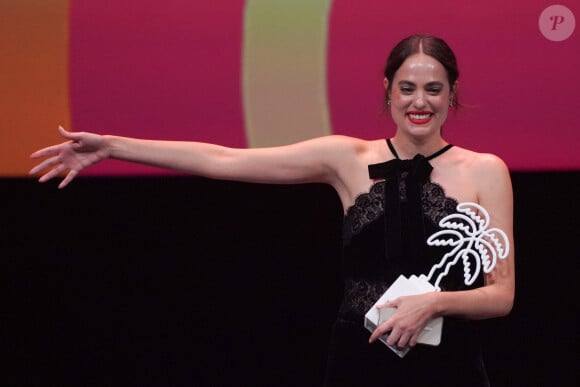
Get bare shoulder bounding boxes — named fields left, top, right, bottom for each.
left=473, top=150, right=510, bottom=189
left=450, top=146, right=509, bottom=178
left=451, top=146, right=512, bottom=204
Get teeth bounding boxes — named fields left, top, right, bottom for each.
left=409, top=113, right=431, bottom=120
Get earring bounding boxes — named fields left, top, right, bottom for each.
left=387, top=99, right=391, bottom=106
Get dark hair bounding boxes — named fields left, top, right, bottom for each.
left=384, top=34, right=459, bottom=107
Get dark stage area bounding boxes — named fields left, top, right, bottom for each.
left=4, top=171, right=579, bottom=386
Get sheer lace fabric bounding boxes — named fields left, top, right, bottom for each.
left=340, top=180, right=459, bottom=318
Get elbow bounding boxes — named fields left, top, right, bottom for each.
left=495, top=292, right=515, bottom=317
left=479, top=284, right=514, bottom=318
left=485, top=270, right=515, bottom=317
left=497, top=301, right=513, bottom=317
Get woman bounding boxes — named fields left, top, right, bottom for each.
left=30, top=34, right=514, bottom=386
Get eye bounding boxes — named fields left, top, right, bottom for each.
left=425, top=82, right=444, bottom=95
left=426, top=87, right=442, bottom=95
left=400, top=86, right=414, bottom=94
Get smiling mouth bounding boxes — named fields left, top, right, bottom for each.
left=407, top=112, right=433, bottom=124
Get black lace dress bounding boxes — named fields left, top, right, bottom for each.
left=323, top=141, right=491, bottom=386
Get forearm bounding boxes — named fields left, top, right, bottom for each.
left=432, top=283, right=514, bottom=320
left=105, top=135, right=234, bottom=179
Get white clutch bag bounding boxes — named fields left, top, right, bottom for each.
left=364, top=274, right=443, bottom=358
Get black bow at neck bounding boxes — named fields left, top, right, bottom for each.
left=368, top=153, right=433, bottom=184
left=366, top=139, right=453, bottom=266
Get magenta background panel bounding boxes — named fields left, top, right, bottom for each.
left=69, top=1, right=247, bottom=175
left=69, top=1, right=579, bottom=173
left=328, top=0, right=580, bottom=170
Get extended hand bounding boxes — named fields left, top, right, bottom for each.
left=29, top=126, right=109, bottom=188
left=368, top=292, right=436, bottom=349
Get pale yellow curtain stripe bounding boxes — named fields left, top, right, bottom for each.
left=242, top=0, right=333, bottom=147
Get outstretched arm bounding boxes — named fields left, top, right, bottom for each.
left=30, top=126, right=357, bottom=191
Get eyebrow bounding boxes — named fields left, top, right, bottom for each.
left=398, top=81, right=414, bottom=87
left=397, top=81, right=445, bottom=88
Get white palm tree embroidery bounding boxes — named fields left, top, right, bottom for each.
left=425, top=202, right=510, bottom=290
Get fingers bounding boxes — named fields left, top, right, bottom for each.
left=408, top=332, right=420, bottom=348
left=29, top=150, right=75, bottom=187
left=29, top=156, right=60, bottom=175
left=370, top=325, right=414, bottom=350
left=30, top=125, right=75, bottom=159
left=30, top=143, right=67, bottom=159
left=58, top=125, right=82, bottom=142
left=28, top=126, right=80, bottom=188
left=378, top=300, right=396, bottom=309
left=58, top=125, right=73, bottom=139
left=58, top=170, right=78, bottom=189
left=388, top=330, right=412, bottom=349
left=38, top=164, right=67, bottom=183
left=369, top=320, right=392, bottom=343
left=370, top=330, right=391, bottom=345
left=369, top=324, right=407, bottom=348
left=369, top=313, right=418, bottom=349
left=33, top=162, right=77, bottom=189
left=30, top=126, right=79, bottom=160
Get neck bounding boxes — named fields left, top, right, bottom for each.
left=390, top=133, right=448, bottom=159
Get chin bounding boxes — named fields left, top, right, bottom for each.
left=403, top=124, right=438, bottom=137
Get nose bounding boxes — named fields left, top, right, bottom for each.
left=413, top=91, right=426, bottom=109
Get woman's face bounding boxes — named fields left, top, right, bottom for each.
left=387, top=53, right=454, bottom=139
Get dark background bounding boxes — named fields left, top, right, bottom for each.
left=4, top=171, right=580, bottom=386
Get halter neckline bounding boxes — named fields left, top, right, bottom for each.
left=386, top=138, right=453, bottom=161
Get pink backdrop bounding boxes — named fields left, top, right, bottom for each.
left=69, top=1, right=247, bottom=175
left=66, top=1, right=579, bottom=174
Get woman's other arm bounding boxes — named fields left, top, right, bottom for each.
left=369, top=154, right=515, bottom=347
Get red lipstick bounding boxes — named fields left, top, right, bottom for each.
left=406, top=111, right=433, bottom=125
